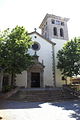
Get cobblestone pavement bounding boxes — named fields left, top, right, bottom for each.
left=0, top=100, right=80, bottom=120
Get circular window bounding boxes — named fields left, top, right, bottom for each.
left=32, top=42, right=40, bottom=51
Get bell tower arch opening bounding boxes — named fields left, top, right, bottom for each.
left=39, top=13, right=69, bottom=40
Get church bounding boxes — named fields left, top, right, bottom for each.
left=0, top=13, right=69, bottom=91
left=15, top=13, right=69, bottom=88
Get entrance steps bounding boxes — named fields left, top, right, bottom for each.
left=8, top=87, right=77, bottom=102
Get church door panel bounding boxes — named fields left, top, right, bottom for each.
left=2, top=75, right=9, bottom=86
left=31, top=72, right=40, bottom=88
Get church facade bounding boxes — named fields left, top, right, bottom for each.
left=0, top=14, right=69, bottom=91
left=16, top=31, right=55, bottom=88
left=16, top=14, right=69, bottom=88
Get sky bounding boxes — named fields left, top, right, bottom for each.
left=0, top=0, right=80, bottom=39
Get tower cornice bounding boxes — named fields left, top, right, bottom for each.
left=39, top=13, right=69, bottom=28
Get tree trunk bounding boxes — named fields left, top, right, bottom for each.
left=65, top=79, right=67, bottom=85
left=11, top=72, right=15, bottom=86
left=0, top=71, right=3, bottom=92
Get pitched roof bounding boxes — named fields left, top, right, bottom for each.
left=28, top=31, right=56, bottom=45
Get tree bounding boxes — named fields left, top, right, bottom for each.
left=57, top=38, right=80, bottom=78
left=0, top=26, right=33, bottom=86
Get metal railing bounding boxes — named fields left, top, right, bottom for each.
left=63, top=85, right=80, bottom=98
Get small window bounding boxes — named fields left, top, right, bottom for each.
left=52, top=19, right=55, bottom=24
left=32, top=42, right=40, bottom=51
left=53, top=27, right=57, bottom=36
left=60, top=28, right=64, bottom=37
left=45, top=32, right=47, bottom=38
left=61, top=22, right=64, bottom=26
left=45, top=26, right=47, bottom=30
left=34, top=36, right=37, bottom=38
left=56, top=20, right=61, bottom=25
left=42, top=28, right=44, bottom=34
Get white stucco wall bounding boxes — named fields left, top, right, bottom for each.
left=51, top=38, right=67, bottom=87
left=16, top=71, right=27, bottom=88
left=16, top=33, right=54, bottom=87
left=16, top=34, right=68, bottom=88
left=29, top=33, right=54, bottom=87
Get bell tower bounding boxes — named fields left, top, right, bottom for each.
left=39, top=13, right=69, bottom=40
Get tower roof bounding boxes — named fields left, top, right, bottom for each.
left=39, top=13, right=69, bottom=28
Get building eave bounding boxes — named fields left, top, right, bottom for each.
left=28, top=31, right=56, bottom=45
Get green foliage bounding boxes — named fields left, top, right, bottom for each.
left=2, top=85, right=13, bottom=92
left=57, top=38, right=80, bottom=77
left=0, top=26, right=33, bottom=85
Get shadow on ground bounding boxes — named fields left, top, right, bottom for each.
left=51, top=100, right=80, bottom=120
left=0, top=100, right=42, bottom=109
left=0, top=100, right=80, bottom=120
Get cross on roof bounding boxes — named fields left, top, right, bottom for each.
left=34, top=28, right=37, bottom=32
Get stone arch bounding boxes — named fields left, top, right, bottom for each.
left=53, top=27, right=57, bottom=36
left=60, top=28, right=64, bottom=37
left=27, top=63, right=45, bottom=88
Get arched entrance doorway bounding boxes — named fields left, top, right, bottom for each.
left=31, top=72, right=40, bottom=87
left=27, top=62, right=45, bottom=88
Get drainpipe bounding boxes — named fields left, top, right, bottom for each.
left=52, top=45, right=56, bottom=87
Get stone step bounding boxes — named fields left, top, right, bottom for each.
left=8, top=88, right=77, bottom=102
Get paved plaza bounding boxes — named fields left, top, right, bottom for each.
left=0, top=100, right=80, bottom=120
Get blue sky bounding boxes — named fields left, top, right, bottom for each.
left=0, top=0, right=80, bottom=39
